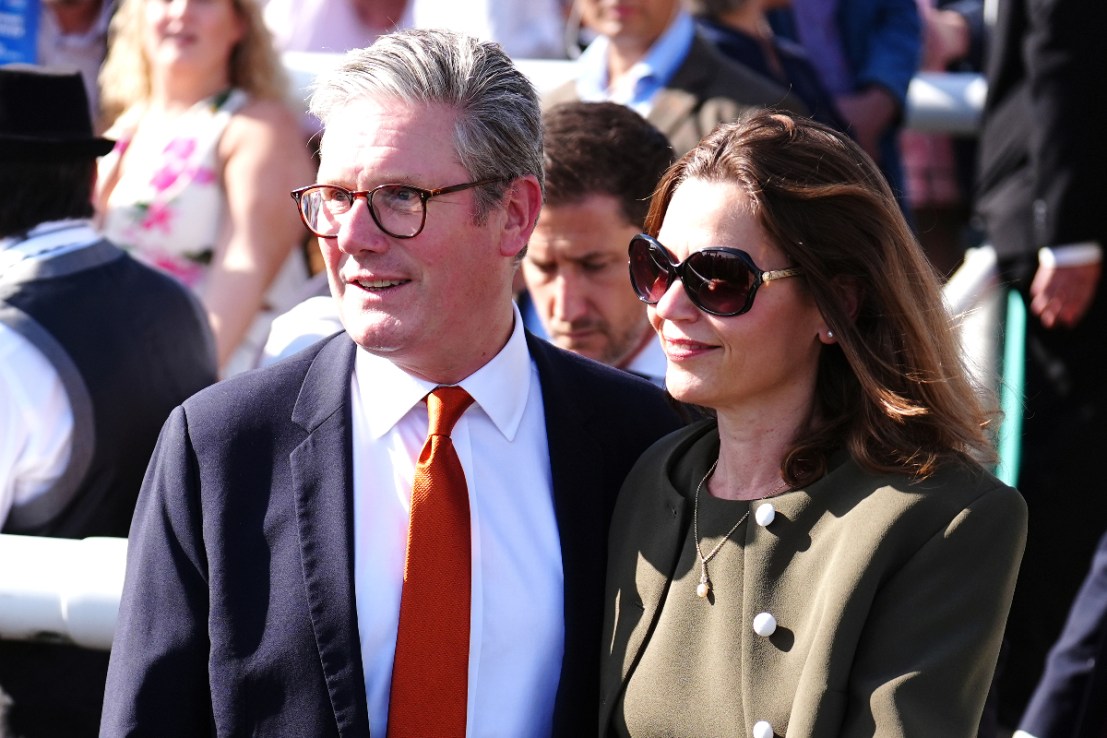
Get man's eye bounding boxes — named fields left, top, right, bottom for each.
left=321, top=188, right=352, bottom=205
left=378, top=186, right=422, bottom=209
left=581, top=260, right=610, bottom=274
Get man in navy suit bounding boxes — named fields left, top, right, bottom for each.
left=101, top=29, right=683, bottom=737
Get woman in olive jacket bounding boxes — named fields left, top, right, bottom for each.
left=603, top=112, right=1027, bottom=738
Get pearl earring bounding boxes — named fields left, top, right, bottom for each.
left=826, top=330, right=835, bottom=339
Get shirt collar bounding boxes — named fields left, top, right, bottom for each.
left=575, top=11, right=695, bottom=107
left=355, top=302, right=532, bottom=441
left=0, top=219, right=100, bottom=263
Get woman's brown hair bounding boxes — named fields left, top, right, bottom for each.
left=645, top=112, right=996, bottom=484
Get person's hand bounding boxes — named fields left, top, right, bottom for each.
left=921, top=7, right=970, bottom=70
left=835, top=87, right=898, bottom=162
left=1029, top=261, right=1101, bottom=329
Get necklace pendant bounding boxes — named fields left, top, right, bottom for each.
left=696, top=574, right=711, bottom=599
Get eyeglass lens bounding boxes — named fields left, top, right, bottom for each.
left=299, top=185, right=427, bottom=239
left=628, top=236, right=759, bottom=316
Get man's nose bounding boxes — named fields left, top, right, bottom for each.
left=335, top=197, right=390, bottom=255
left=552, top=272, right=588, bottom=323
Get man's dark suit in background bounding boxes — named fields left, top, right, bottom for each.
left=1019, top=530, right=1107, bottom=737
left=975, top=0, right=1107, bottom=725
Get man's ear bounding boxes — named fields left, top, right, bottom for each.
left=499, top=174, right=543, bottom=259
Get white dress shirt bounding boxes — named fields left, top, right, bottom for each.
left=350, top=306, right=564, bottom=738
left=0, top=221, right=99, bottom=526
left=624, top=332, right=667, bottom=388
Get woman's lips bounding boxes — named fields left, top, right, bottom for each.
left=662, top=336, right=717, bottom=360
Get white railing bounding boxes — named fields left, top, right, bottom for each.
left=0, top=61, right=987, bottom=651
left=0, top=535, right=126, bottom=650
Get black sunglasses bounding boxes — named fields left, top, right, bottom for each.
left=628, top=234, right=803, bottom=317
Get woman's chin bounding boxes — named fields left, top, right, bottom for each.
left=664, top=370, right=714, bottom=409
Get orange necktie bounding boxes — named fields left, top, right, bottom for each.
left=388, top=386, right=474, bottom=738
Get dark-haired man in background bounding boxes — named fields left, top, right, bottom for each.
left=521, top=101, right=674, bottom=387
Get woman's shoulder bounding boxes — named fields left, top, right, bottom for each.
left=219, top=94, right=309, bottom=168
left=102, top=104, right=146, bottom=141
left=227, top=94, right=302, bottom=132
left=823, top=454, right=1027, bottom=535
left=624, top=419, right=718, bottom=490
left=220, top=94, right=307, bottom=154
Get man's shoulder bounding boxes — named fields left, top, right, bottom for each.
left=528, top=335, right=679, bottom=423
left=183, top=333, right=353, bottom=428
left=531, top=335, right=656, bottom=392
left=540, top=78, right=580, bottom=109
left=676, top=34, right=807, bottom=114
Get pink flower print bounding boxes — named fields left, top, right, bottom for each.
left=149, top=139, right=217, bottom=192
left=164, top=138, right=197, bottom=160
left=150, top=138, right=198, bottom=192
left=140, top=202, right=174, bottom=234
left=192, top=167, right=216, bottom=185
left=152, top=256, right=205, bottom=288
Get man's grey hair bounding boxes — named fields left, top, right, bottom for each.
left=309, top=28, right=545, bottom=219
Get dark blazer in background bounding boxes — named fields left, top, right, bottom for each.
left=101, top=332, right=683, bottom=737
left=974, top=0, right=1107, bottom=724
left=1019, top=529, right=1107, bottom=738
left=544, top=34, right=807, bottom=157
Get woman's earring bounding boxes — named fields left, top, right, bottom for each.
left=826, top=330, right=835, bottom=339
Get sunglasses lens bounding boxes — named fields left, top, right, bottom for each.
left=685, top=251, right=755, bottom=315
left=629, top=238, right=672, bottom=303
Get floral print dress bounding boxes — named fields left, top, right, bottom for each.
left=99, top=89, right=247, bottom=291
left=98, top=89, right=309, bottom=375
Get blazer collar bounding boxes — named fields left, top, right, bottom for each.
left=599, top=422, right=717, bottom=728
left=289, top=335, right=373, bottom=736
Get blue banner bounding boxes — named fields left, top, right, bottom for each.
left=0, top=0, right=38, bottom=65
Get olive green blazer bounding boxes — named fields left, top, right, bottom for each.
left=543, top=35, right=807, bottom=157
left=601, top=421, right=1028, bottom=737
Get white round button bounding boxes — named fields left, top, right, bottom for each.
left=755, top=503, right=776, bottom=527
left=753, top=720, right=775, bottom=738
left=753, top=612, right=777, bottom=637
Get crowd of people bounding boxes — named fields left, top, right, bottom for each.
left=0, top=0, right=1104, bottom=736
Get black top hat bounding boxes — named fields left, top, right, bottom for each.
left=0, top=64, right=115, bottom=162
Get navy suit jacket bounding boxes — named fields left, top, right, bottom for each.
left=101, top=332, right=683, bottom=737
left=1019, top=530, right=1107, bottom=738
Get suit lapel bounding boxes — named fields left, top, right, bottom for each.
left=529, top=335, right=626, bottom=736
left=289, top=335, right=372, bottom=736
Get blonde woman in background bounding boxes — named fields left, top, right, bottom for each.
left=97, top=0, right=313, bottom=373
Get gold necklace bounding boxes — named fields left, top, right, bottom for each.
left=692, top=460, right=749, bottom=599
